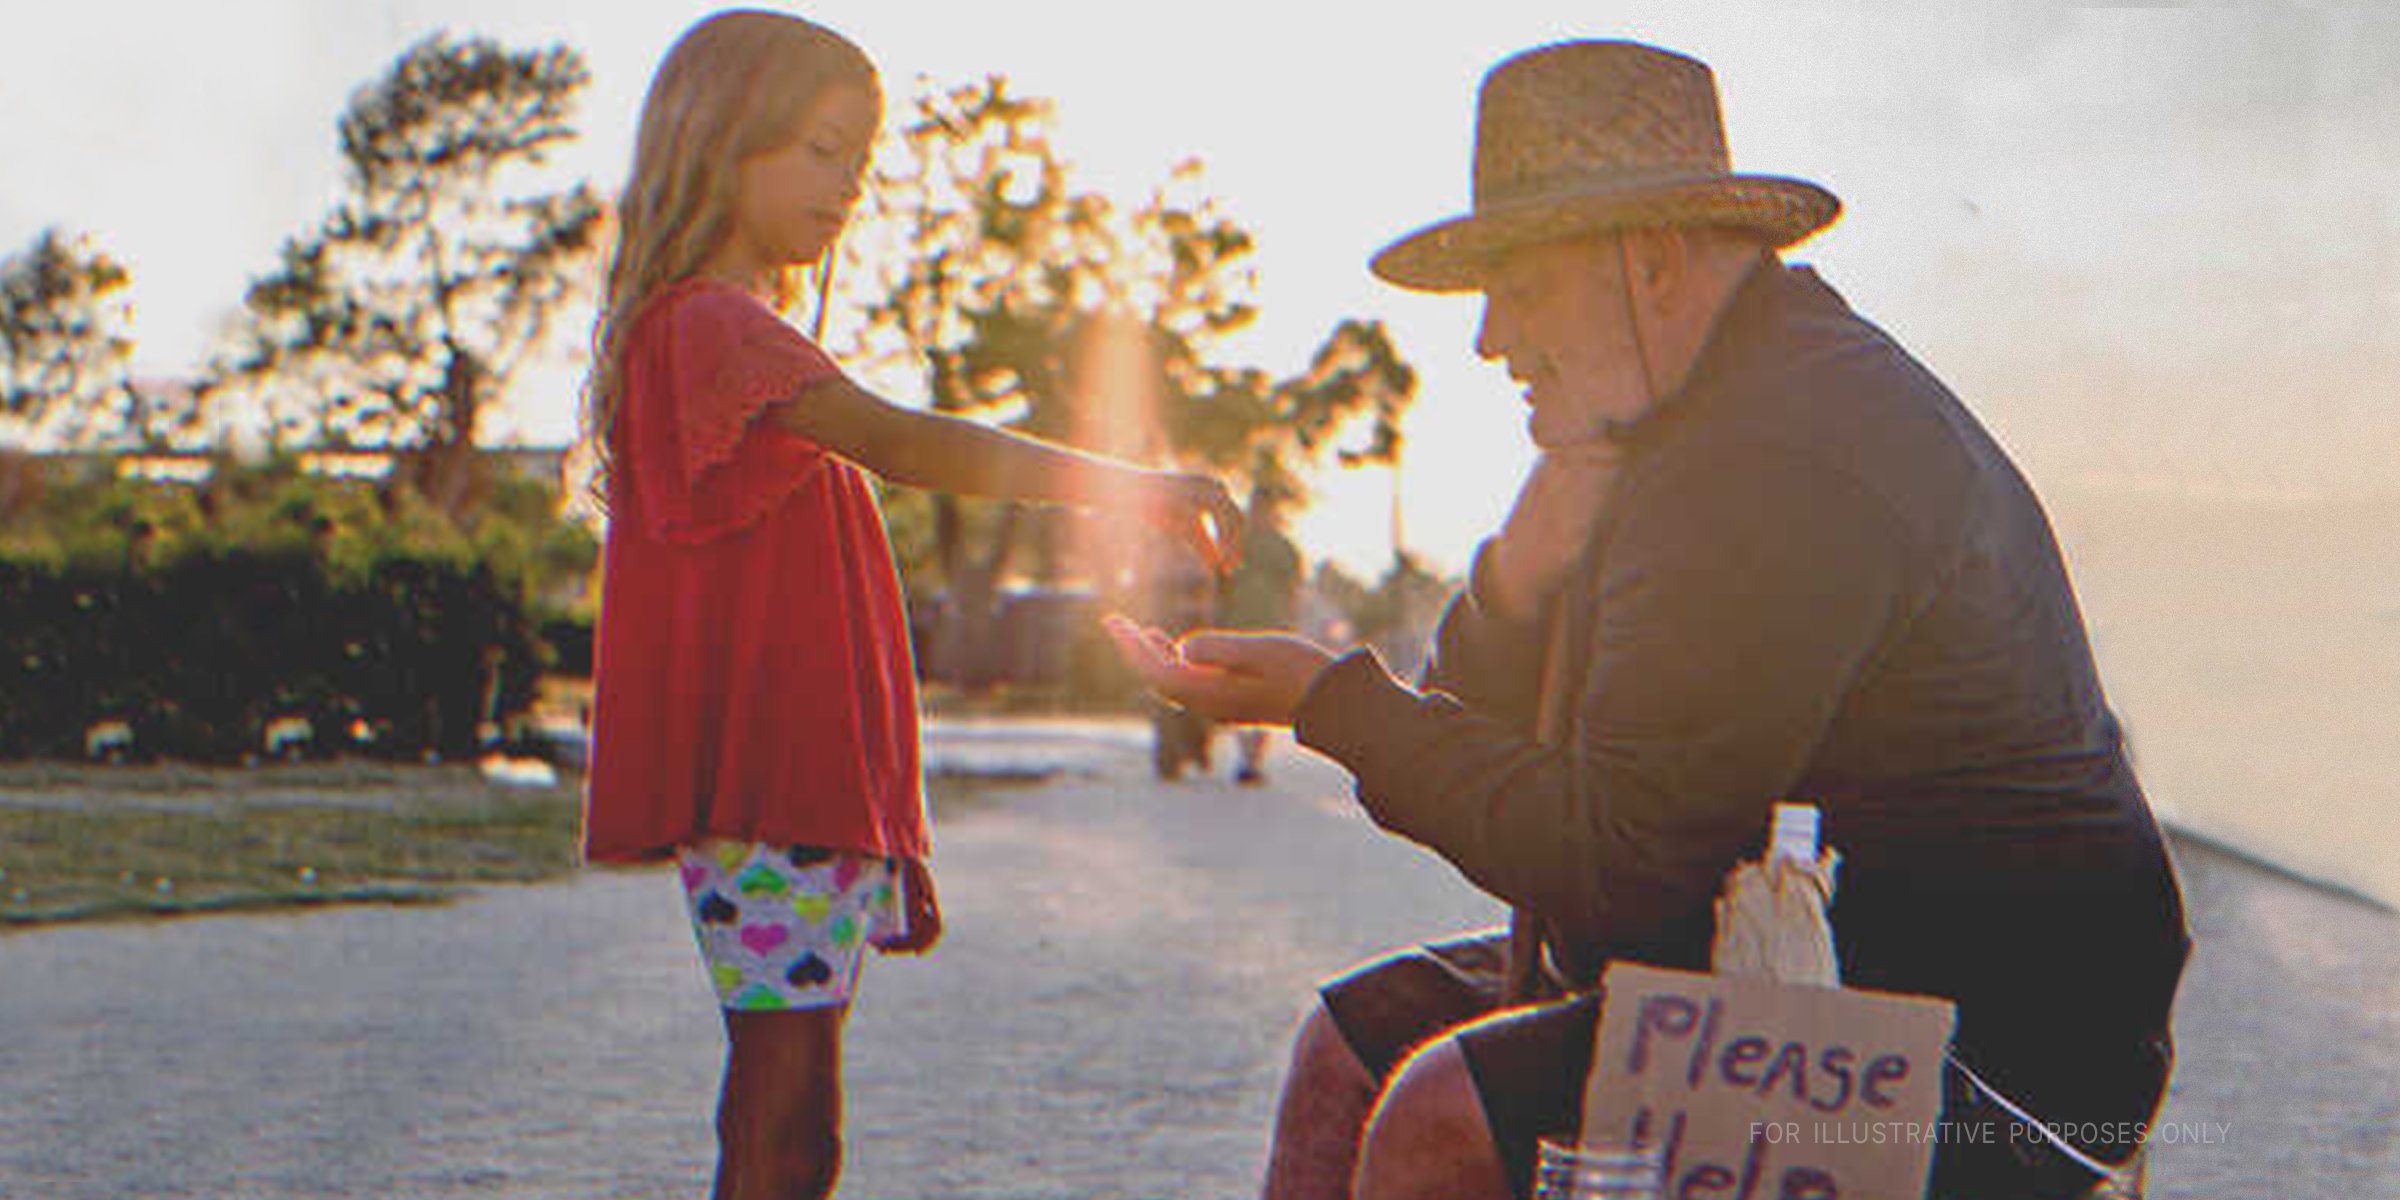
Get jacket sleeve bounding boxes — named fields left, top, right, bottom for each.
left=1294, top=443, right=1913, bottom=955
left=1412, top=540, right=1551, bottom=732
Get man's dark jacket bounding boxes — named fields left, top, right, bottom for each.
left=1295, top=262, right=2190, bottom=1143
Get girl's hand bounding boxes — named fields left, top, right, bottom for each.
left=1104, top=615, right=1334, bottom=727
left=1135, top=472, right=1246, bottom=574
left=881, top=857, right=942, bottom=954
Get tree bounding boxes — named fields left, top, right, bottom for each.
left=846, top=77, right=1251, bottom=679
left=207, top=33, right=603, bottom=517
left=1176, top=316, right=1414, bottom=507
left=847, top=76, right=1416, bottom=681
left=0, top=228, right=148, bottom=449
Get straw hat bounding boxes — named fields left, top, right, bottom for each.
left=1371, top=41, right=1839, bottom=293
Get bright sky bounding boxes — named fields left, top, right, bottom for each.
left=5, top=1, right=2398, bottom=575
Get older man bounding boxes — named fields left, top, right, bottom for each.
left=1111, top=40, right=2188, bottom=1200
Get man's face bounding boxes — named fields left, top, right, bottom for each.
left=1474, top=236, right=1655, bottom=449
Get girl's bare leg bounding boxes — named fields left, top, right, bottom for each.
left=715, top=1007, right=846, bottom=1200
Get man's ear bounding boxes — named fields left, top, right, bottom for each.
left=1623, top=226, right=1689, bottom=296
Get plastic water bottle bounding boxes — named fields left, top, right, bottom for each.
left=1770, top=800, right=1820, bottom=865
left=1531, top=1138, right=1665, bottom=1200
left=1711, top=801, right=1841, bottom=985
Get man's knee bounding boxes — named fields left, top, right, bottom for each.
left=1353, top=1037, right=1512, bottom=1200
left=1289, top=997, right=1376, bottom=1093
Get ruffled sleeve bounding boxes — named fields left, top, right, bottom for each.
left=627, top=283, right=844, bottom=543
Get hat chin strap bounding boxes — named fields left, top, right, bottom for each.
left=1594, top=233, right=1659, bottom=444
left=1550, top=233, right=1663, bottom=449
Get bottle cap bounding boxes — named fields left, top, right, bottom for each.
left=1771, top=802, right=1820, bottom=864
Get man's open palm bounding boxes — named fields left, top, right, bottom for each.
left=1104, top=616, right=1334, bottom=728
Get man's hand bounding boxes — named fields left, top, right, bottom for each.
left=1485, top=443, right=1624, bottom=623
left=1133, top=471, right=1246, bottom=575
left=1104, top=616, right=1334, bottom=727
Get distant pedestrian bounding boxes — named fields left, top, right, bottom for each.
left=577, top=12, right=1240, bottom=1199
left=1143, top=539, right=1223, bottom=781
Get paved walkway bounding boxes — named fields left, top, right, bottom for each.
left=0, top=721, right=2392, bottom=1198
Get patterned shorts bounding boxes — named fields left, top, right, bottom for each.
left=676, top=841, right=906, bottom=1012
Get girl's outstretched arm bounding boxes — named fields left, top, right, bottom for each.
left=774, top=375, right=1244, bottom=569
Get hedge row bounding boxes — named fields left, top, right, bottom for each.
left=0, top=550, right=545, bottom=763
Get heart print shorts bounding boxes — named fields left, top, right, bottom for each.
left=676, top=841, right=905, bottom=1012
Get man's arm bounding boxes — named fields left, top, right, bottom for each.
left=1410, top=544, right=1550, bottom=731
left=1105, top=446, right=1614, bottom=729
left=1296, top=443, right=1914, bottom=954
left=1417, top=445, right=1626, bottom=727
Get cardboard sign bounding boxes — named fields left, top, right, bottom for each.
left=1582, top=963, right=1957, bottom=1200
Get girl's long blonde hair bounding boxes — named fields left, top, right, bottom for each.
left=580, top=9, right=879, bottom=512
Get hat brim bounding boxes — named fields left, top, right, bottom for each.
left=1370, top=174, right=1839, bottom=293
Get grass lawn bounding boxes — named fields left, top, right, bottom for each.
left=0, top=761, right=1019, bottom=931
left=0, top=762, right=583, bottom=929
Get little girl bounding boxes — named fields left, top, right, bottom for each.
left=579, top=12, right=1240, bottom=1198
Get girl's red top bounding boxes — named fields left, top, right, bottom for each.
left=583, top=277, right=926, bottom=865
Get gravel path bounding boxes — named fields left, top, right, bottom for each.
left=0, top=721, right=2391, bottom=1198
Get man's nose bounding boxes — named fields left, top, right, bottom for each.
left=1474, top=300, right=1504, bottom=362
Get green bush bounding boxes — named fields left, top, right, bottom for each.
left=0, top=460, right=565, bottom=763
left=538, top=613, right=594, bottom=678
left=0, top=549, right=543, bottom=763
